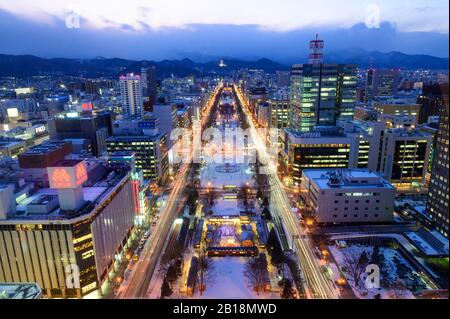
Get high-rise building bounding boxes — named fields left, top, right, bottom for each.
left=141, top=66, right=158, bottom=109
left=290, top=64, right=357, bottom=132
left=106, top=117, right=169, bottom=183
left=150, top=103, right=178, bottom=148
left=379, top=128, right=432, bottom=188
left=82, top=81, right=99, bottom=96
left=0, top=138, right=26, bottom=158
left=338, top=119, right=386, bottom=171
left=417, top=83, right=449, bottom=124
left=365, top=68, right=400, bottom=101
left=426, top=98, right=449, bottom=237
left=248, top=87, right=267, bottom=118
left=257, top=102, right=270, bottom=128
left=119, top=73, right=144, bottom=118
left=0, top=159, right=138, bottom=298
left=18, top=140, right=73, bottom=188
left=281, top=129, right=358, bottom=186
left=48, top=111, right=114, bottom=156
left=373, top=99, right=421, bottom=119
left=269, top=98, right=290, bottom=130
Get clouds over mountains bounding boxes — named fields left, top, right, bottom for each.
left=0, top=9, right=448, bottom=62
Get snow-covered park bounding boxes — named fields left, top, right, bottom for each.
left=199, top=257, right=265, bottom=299
left=328, top=242, right=433, bottom=299
left=200, top=162, right=254, bottom=189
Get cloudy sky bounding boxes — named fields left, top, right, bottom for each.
left=0, top=0, right=448, bottom=61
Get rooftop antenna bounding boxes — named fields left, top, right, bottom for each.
left=308, top=33, right=324, bottom=64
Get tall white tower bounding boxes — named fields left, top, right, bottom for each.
left=119, top=73, right=144, bottom=118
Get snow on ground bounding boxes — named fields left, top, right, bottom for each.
left=199, top=257, right=265, bottom=299
left=200, top=163, right=254, bottom=188
left=328, top=244, right=431, bottom=299
left=329, top=233, right=442, bottom=282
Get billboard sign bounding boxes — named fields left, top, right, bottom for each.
left=48, top=161, right=88, bottom=189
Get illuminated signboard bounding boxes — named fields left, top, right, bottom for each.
left=81, top=102, right=93, bottom=111
left=48, top=161, right=88, bottom=189
left=66, top=112, right=79, bottom=118
left=7, top=108, right=19, bottom=118
left=34, top=125, right=47, bottom=135
left=14, top=87, right=34, bottom=95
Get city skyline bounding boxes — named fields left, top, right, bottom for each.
left=0, top=0, right=448, bottom=306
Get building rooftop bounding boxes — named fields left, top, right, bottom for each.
left=303, top=169, right=395, bottom=190
left=0, top=139, right=25, bottom=147
left=374, top=98, right=419, bottom=105
left=19, top=140, right=70, bottom=156
left=107, top=134, right=164, bottom=141
left=50, top=159, right=84, bottom=167
left=386, top=128, right=432, bottom=138
left=2, top=162, right=131, bottom=222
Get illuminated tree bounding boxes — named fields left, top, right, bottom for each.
left=197, top=245, right=215, bottom=296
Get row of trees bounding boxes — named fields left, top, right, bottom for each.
left=237, top=184, right=252, bottom=211
left=186, top=182, right=199, bottom=216
left=161, top=258, right=183, bottom=299
left=235, top=100, right=249, bottom=130
left=196, top=246, right=215, bottom=296
left=202, top=95, right=219, bottom=131
left=244, top=253, right=269, bottom=295
left=266, top=229, right=296, bottom=298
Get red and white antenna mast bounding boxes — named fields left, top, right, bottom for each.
left=308, top=33, right=324, bottom=64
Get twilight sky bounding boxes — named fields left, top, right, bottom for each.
left=0, top=0, right=448, bottom=61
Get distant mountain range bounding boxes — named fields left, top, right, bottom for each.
left=0, top=49, right=447, bottom=77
